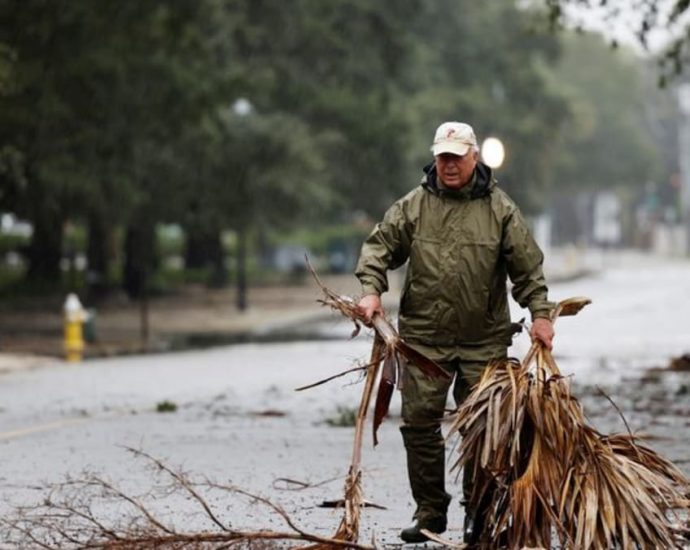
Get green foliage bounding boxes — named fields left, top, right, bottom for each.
left=156, top=226, right=185, bottom=258
left=324, top=405, right=357, bottom=427
left=63, top=223, right=87, bottom=254
left=0, top=265, right=84, bottom=299
left=546, top=33, right=667, bottom=190
left=154, top=266, right=214, bottom=289
left=0, top=233, right=28, bottom=256
left=0, top=264, right=23, bottom=290
left=0, top=0, right=674, bottom=295
left=155, top=400, right=178, bottom=413
left=218, top=0, right=417, bottom=218
left=0, top=0, right=229, bottom=283
left=398, top=1, right=571, bottom=213
left=273, top=224, right=371, bottom=255
left=541, top=0, right=690, bottom=80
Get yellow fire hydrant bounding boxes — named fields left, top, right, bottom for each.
left=63, top=293, right=86, bottom=362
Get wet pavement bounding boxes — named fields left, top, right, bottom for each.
left=0, top=253, right=689, bottom=547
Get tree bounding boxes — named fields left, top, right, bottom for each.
left=157, top=0, right=427, bottom=306
left=0, top=1, right=94, bottom=281
left=546, top=32, right=664, bottom=190
left=543, top=0, right=690, bottom=83
left=170, top=104, right=322, bottom=306
left=0, top=0, right=603, bottom=302
left=399, top=1, right=571, bottom=213
left=539, top=32, right=676, bottom=246
left=223, top=0, right=419, bottom=218
left=0, top=0, right=229, bottom=292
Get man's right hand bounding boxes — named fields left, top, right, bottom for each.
left=357, top=294, right=383, bottom=325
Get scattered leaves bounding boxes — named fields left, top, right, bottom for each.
left=156, top=400, right=178, bottom=413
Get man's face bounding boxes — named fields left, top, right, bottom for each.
left=435, top=150, right=478, bottom=189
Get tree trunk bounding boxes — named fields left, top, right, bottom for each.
left=208, top=231, right=226, bottom=288
left=236, top=226, right=247, bottom=311
left=25, top=196, right=63, bottom=283
left=123, top=216, right=156, bottom=300
left=256, top=224, right=272, bottom=270
left=184, top=227, right=211, bottom=270
left=140, top=268, right=149, bottom=345
left=184, top=226, right=227, bottom=288
left=86, top=212, right=112, bottom=300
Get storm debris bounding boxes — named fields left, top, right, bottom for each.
left=0, top=448, right=376, bottom=550
left=449, top=298, right=690, bottom=549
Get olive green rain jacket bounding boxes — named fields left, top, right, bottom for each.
left=355, top=162, right=553, bottom=352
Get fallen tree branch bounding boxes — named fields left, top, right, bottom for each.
left=125, top=446, right=230, bottom=533
left=0, top=449, right=377, bottom=550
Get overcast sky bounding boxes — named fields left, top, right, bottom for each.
left=560, top=0, right=688, bottom=55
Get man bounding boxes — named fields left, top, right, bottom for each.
left=355, top=122, right=554, bottom=543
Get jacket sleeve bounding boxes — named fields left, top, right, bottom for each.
left=355, top=199, right=412, bottom=296
left=501, top=206, right=554, bottom=320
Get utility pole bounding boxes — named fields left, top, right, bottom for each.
left=677, top=84, right=690, bottom=256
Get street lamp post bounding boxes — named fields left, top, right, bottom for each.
left=231, top=98, right=253, bottom=311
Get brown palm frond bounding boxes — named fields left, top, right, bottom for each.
left=299, top=333, right=385, bottom=550
left=303, top=261, right=445, bottom=547
left=331, top=467, right=364, bottom=542
left=306, top=257, right=447, bottom=380
left=560, top=424, right=687, bottom=549
left=449, top=297, right=690, bottom=549
left=305, top=258, right=447, bottom=443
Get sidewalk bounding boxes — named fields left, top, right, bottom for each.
left=0, top=273, right=401, bottom=370
left=0, top=249, right=598, bottom=372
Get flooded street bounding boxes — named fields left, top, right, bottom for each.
left=1, top=253, right=689, bottom=547
left=517, top=253, right=690, bottom=382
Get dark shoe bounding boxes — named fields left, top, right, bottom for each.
left=400, top=517, right=447, bottom=543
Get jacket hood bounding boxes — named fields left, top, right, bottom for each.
left=421, top=160, right=495, bottom=199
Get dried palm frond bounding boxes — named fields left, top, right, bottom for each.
left=298, top=334, right=384, bottom=550
left=305, top=258, right=448, bottom=444
left=449, top=297, right=690, bottom=549
left=302, top=262, right=445, bottom=548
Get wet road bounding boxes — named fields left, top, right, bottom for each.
left=0, top=253, right=689, bottom=546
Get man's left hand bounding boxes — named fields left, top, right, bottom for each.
left=531, top=318, right=555, bottom=350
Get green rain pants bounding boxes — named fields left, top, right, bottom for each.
left=399, top=346, right=506, bottom=524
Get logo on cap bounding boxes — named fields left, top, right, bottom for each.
left=431, top=121, right=477, bottom=157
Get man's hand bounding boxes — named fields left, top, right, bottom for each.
left=357, top=294, right=383, bottom=325
left=530, top=318, right=555, bottom=350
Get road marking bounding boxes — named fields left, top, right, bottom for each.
left=1, top=416, right=99, bottom=441
left=0, top=407, right=149, bottom=441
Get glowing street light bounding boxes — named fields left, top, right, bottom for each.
left=232, top=97, right=253, bottom=117
left=481, top=137, right=505, bottom=169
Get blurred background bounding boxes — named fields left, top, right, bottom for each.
left=0, top=0, right=688, bottom=358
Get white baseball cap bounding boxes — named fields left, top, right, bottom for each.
left=431, top=122, right=477, bottom=156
